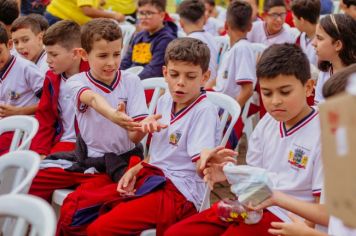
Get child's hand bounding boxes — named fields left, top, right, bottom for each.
left=117, top=168, right=137, bottom=196
left=269, top=213, right=317, bottom=236
left=0, top=104, right=19, bottom=117
left=248, top=191, right=283, bottom=211
left=199, top=146, right=237, bottom=171
left=112, top=102, right=142, bottom=131
left=203, top=163, right=227, bottom=190
left=139, top=114, right=168, bottom=133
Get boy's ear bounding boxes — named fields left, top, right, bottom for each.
left=80, top=48, right=89, bottom=61
left=162, top=65, right=168, bottom=82
left=37, top=32, right=44, bottom=42
left=159, top=11, right=166, bottom=20
left=202, top=69, right=211, bottom=84
left=179, top=19, right=185, bottom=29
left=305, top=79, right=314, bottom=97
left=261, top=12, right=268, bottom=20
left=7, top=39, right=13, bottom=50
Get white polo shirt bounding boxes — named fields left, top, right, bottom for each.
left=35, top=50, right=49, bottom=76
left=297, top=32, right=318, bottom=67
left=149, top=91, right=221, bottom=209
left=247, top=21, right=296, bottom=46
left=314, top=70, right=331, bottom=105
left=204, top=17, right=224, bottom=36
left=329, top=216, right=356, bottom=236
left=246, top=108, right=323, bottom=222
left=67, top=70, right=148, bottom=158
left=215, top=39, right=256, bottom=99
left=58, top=73, right=76, bottom=142
left=0, top=55, right=43, bottom=106
left=187, top=30, right=218, bottom=81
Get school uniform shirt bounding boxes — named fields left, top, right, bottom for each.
left=149, top=91, right=221, bottom=210
left=246, top=108, right=323, bottom=222
left=296, top=32, right=318, bottom=66
left=0, top=55, right=43, bottom=106
left=35, top=50, right=49, bottom=76
left=314, top=70, right=331, bottom=104
left=58, top=74, right=76, bottom=142
left=329, top=216, right=356, bottom=236
left=187, top=31, right=218, bottom=81
left=216, top=6, right=227, bottom=23
left=67, top=70, right=148, bottom=158
left=215, top=39, right=257, bottom=99
left=247, top=21, right=296, bottom=46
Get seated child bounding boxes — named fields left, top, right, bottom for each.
left=30, top=20, right=89, bottom=158
left=29, top=19, right=166, bottom=235
left=120, top=0, right=177, bottom=80
left=11, top=15, right=49, bottom=74
left=291, top=0, right=320, bottom=66
left=178, top=0, right=218, bottom=84
left=0, top=0, right=20, bottom=56
left=313, top=14, right=356, bottom=104
left=0, top=22, right=44, bottom=155
left=86, top=38, right=236, bottom=236
left=340, top=0, right=356, bottom=19
left=247, top=0, right=296, bottom=46
left=166, top=43, right=323, bottom=236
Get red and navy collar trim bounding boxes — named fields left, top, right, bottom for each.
left=60, top=73, right=68, bottom=82
left=170, top=91, right=207, bottom=125
left=264, top=22, right=285, bottom=39
left=35, top=49, right=46, bottom=65
left=0, top=56, right=16, bottom=83
left=279, top=108, right=318, bottom=138
left=86, top=70, right=121, bottom=93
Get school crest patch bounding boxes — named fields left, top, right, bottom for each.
left=288, top=148, right=308, bottom=169
left=169, top=131, right=182, bottom=146
left=8, top=91, right=21, bottom=101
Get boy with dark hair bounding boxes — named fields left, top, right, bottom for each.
left=29, top=18, right=165, bottom=236
left=247, top=0, right=296, bottom=46
left=0, top=0, right=19, bottom=33
left=177, top=0, right=218, bottom=83
left=11, top=15, right=48, bottom=74
left=0, top=22, right=44, bottom=154
left=86, top=37, right=236, bottom=235
left=340, top=0, right=356, bottom=19
left=120, top=0, right=177, bottom=80
left=29, top=20, right=89, bottom=158
left=166, top=43, right=323, bottom=236
left=292, top=0, right=320, bottom=66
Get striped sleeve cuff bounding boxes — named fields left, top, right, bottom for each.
left=77, top=87, right=90, bottom=112
left=312, top=188, right=322, bottom=196
left=236, top=79, right=254, bottom=85
left=191, top=153, right=200, bottom=162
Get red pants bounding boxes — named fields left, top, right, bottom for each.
left=0, top=132, right=14, bottom=155
left=86, top=169, right=197, bottom=236
left=165, top=203, right=282, bottom=236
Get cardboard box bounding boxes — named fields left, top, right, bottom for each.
left=319, top=92, right=356, bottom=228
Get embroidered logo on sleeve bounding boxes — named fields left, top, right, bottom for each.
left=288, top=147, right=309, bottom=169
left=169, top=131, right=182, bottom=146
left=132, top=43, right=152, bottom=64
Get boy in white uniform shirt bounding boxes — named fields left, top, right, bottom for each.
left=247, top=0, right=296, bottom=46
left=177, top=0, right=218, bottom=86
left=0, top=23, right=44, bottom=155
left=166, top=43, right=323, bottom=236
left=87, top=38, right=236, bottom=236
left=291, top=0, right=320, bottom=67
left=10, top=16, right=49, bottom=75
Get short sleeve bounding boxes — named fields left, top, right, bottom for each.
left=124, top=72, right=148, bottom=121
left=246, top=116, right=266, bottom=167
left=231, top=45, right=256, bottom=85
left=187, top=104, right=220, bottom=162
left=25, top=62, right=44, bottom=97
left=66, top=74, right=90, bottom=112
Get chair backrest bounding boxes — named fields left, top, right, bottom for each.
left=140, top=77, right=167, bottom=155
left=119, top=24, right=136, bottom=58
left=0, top=115, right=39, bottom=152
left=0, top=150, right=40, bottom=194
left=206, top=92, right=241, bottom=147
left=214, top=35, right=230, bottom=67
left=125, top=66, right=144, bottom=75
left=199, top=92, right=241, bottom=212
left=0, top=194, right=56, bottom=236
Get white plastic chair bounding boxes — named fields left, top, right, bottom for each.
left=119, top=24, right=136, bottom=59
left=0, top=194, right=56, bottom=236
left=214, top=35, right=230, bottom=67
left=0, top=150, right=40, bottom=194
left=0, top=115, right=39, bottom=151
left=126, top=66, right=144, bottom=75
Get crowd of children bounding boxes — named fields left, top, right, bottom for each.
left=1, top=0, right=356, bottom=235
